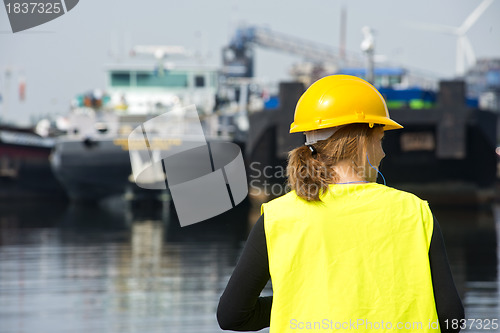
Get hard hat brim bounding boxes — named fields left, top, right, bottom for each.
left=290, top=117, right=403, bottom=133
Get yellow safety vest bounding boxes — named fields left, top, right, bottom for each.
left=261, top=183, right=440, bottom=332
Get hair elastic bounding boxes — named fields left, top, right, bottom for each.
left=306, top=144, right=317, bottom=157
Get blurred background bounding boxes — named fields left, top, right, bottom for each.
left=1, top=0, right=500, bottom=332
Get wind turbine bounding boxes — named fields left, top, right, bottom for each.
left=407, top=0, right=494, bottom=77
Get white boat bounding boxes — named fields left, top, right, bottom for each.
left=50, top=47, right=230, bottom=202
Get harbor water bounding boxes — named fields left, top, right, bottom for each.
left=0, top=196, right=499, bottom=333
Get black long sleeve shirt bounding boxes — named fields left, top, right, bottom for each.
left=217, top=215, right=464, bottom=332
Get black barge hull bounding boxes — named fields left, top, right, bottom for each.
left=245, top=81, right=498, bottom=203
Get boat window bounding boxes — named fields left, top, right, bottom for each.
left=136, top=72, right=188, bottom=88
left=195, top=75, right=205, bottom=88
left=111, top=72, right=131, bottom=87
left=389, top=75, right=402, bottom=86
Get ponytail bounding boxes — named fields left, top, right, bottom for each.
left=286, top=124, right=376, bottom=201
left=287, top=144, right=338, bottom=201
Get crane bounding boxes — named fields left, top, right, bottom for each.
left=222, top=25, right=364, bottom=79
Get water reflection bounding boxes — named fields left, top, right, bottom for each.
left=0, top=199, right=498, bottom=333
left=433, top=206, right=500, bottom=331
left=0, top=199, right=249, bottom=333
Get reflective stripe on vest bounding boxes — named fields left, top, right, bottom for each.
left=261, top=183, right=439, bottom=332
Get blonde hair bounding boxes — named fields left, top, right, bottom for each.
left=287, top=124, right=379, bottom=201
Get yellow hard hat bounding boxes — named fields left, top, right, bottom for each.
left=290, top=75, right=403, bottom=133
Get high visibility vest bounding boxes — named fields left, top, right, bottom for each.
left=261, top=183, right=440, bottom=332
